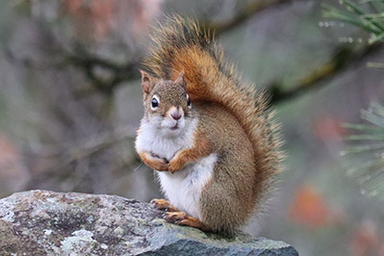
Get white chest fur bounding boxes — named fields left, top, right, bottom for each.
left=135, top=118, right=198, bottom=161
left=157, top=153, right=217, bottom=219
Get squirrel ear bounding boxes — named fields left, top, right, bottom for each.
left=140, top=70, right=154, bottom=94
left=175, top=70, right=186, bottom=89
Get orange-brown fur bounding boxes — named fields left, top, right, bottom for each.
left=168, top=130, right=213, bottom=173
left=195, top=102, right=256, bottom=233
left=138, top=151, right=169, bottom=172
left=139, top=15, right=283, bottom=234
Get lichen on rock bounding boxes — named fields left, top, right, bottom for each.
left=0, top=190, right=298, bottom=255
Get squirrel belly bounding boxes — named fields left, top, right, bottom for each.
left=157, top=153, right=217, bottom=220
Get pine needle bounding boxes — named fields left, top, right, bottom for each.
left=343, top=102, right=384, bottom=199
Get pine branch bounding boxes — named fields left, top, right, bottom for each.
left=269, top=0, right=384, bottom=104
left=323, top=0, right=384, bottom=43
left=344, top=102, right=384, bottom=198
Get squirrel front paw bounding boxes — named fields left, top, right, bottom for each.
left=168, top=159, right=183, bottom=173
left=169, top=152, right=185, bottom=173
left=139, top=151, right=170, bottom=171
left=151, top=198, right=178, bottom=212
left=147, top=154, right=169, bottom=171
left=153, top=157, right=169, bottom=172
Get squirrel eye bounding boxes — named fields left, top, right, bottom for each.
left=186, top=94, right=191, bottom=108
left=151, top=96, right=159, bottom=110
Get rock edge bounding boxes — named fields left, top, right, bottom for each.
left=0, top=190, right=298, bottom=255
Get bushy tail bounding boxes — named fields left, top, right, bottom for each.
left=144, top=15, right=284, bottom=205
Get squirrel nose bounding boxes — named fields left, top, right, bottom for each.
left=171, top=112, right=182, bottom=120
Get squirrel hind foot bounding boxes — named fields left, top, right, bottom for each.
left=164, top=211, right=187, bottom=223
left=151, top=199, right=208, bottom=231
left=164, top=211, right=207, bottom=231
left=151, top=198, right=179, bottom=212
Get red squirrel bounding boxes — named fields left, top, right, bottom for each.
left=135, top=15, right=283, bottom=235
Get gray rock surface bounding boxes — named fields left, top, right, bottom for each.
left=0, top=190, right=298, bottom=255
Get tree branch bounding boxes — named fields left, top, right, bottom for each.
left=65, top=46, right=140, bottom=95
left=204, top=0, right=300, bottom=36
left=269, top=42, right=382, bottom=104
left=63, top=0, right=298, bottom=93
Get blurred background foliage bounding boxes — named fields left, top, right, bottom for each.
left=1, top=0, right=384, bottom=255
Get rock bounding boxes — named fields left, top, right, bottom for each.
left=0, top=190, right=298, bottom=255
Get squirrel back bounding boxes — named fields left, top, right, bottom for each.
left=144, top=15, right=284, bottom=207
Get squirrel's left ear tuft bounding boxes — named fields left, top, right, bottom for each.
left=175, top=70, right=186, bottom=89
left=140, top=70, right=155, bottom=94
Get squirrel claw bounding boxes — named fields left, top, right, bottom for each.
left=164, top=211, right=187, bottom=223
left=151, top=199, right=172, bottom=211
left=151, top=199, right=179, bottom=212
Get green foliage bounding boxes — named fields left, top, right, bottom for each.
left=323, top=0, right=384, bottom=44
left=324, top=1, right=384, bottom=198
left=343, top=102, right=384, bottom=198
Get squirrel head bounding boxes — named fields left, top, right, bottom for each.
left=139, top=70, right=194, bottom=136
